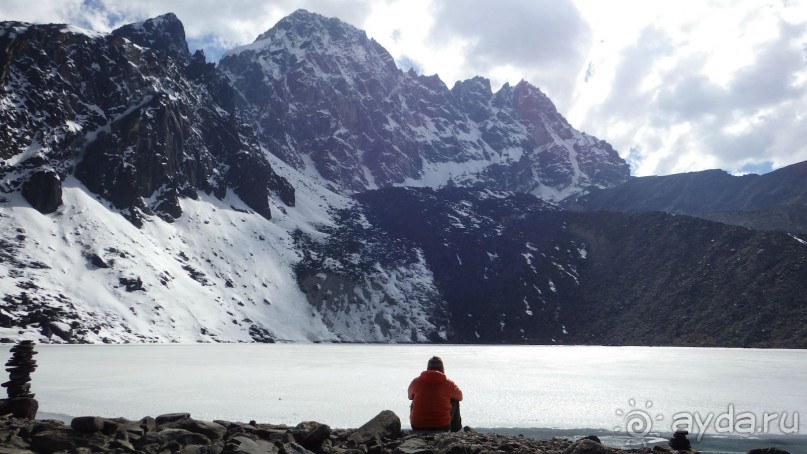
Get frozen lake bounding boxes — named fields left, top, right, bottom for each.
left=5, top=344, right=806, bottom=453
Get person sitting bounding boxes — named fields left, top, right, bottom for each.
left=408, top=356, right=463, bottom=432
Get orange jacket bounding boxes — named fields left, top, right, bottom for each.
left=408, top=370, right=463, bottom=429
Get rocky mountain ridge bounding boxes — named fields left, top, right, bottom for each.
left=569, top=160, right=807, bottom=233
left=0, top=11, right=804, bottom=347
left=219, top=9, right=629, bottom=200
left=0, top=14, right=293, bottom=226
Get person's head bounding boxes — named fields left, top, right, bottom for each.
left=427, top=356, right=444, bottom=373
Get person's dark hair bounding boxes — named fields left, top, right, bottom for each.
left=427, top=356, right=444, bottom=372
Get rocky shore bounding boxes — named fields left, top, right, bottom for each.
left=0, top=410, right=644, bottom=454
left=0, top=409, right=793, bottom=454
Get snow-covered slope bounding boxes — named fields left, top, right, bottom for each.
left=1, top=171, right=326, bottom=343
left=219, top=9, right=629, bottom=201
left=1, top=148, right=455, bottom=343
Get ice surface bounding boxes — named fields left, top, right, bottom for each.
left=12, top=344, right=806, bottom=440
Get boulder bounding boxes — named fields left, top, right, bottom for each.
left=669, top=428, right=692, bottom=450
left=225, top=435, right=281, bottom=454
left=30, top=428, right=93, bottom=453
left=155, top=412, right=191, bottom=425
left=108, top=438, right=137, bottom=452
left=136, top=428, right=210, bottom=448
left=139, top=415, right=157, bottom=432
left=101, top=418, right=121, bottom=436
left=293, top=421, right=331, bottom=449
left=21, top=169, right=62, bottom=214
left=350, top=410, right=401, bottom=444
left=30, top=429, right=77, bottom=453
left=562, top=438, right=609, bottom=454
left=2, top=398, right=38, bottom=419
left=251, top=428, right=289, bottom=442
left=165, top=417, right=227, bottom=440
left=70, top=416, right=104, bottom=432
left=748, top=449, right=791, bottom=454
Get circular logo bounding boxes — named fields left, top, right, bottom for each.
left=624, top=408, right=653, bottom=438
left=614, top=399, right=663, bottom=446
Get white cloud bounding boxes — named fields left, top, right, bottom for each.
left=425, top=0, right=591, bottom=108
left=569, top=0, right=807, bottom=176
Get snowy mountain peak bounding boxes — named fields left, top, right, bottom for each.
left=228, top=8, right=393, bottom=68
left=256, top=9, right=362, bottom=42
left=112, top=12, right=190, bottom=64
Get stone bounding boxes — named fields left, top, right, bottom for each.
left=580, top=435, right=601, bottom=444
left=70, top=416, right=104, bottom=432
left=3, top=341, right=38, bottom=406
left=101, top=418, right=121, bottom=436
left=136, top=428, right=210, bottom=448
left=225, top=435, right=281, bottom=454
left=351, top=410, right=402, bottom=444
left=181, top=443, right=224, bottom=454
left=280, top=441, right=314, bottom=454
left=139, top=415, right=157, bottom=433
left=165, top=418, right=227, bottom=440
left=669, top=429, right=692, bottom=450
left=440, top=442, right=472, bottom=454
left=251, top=428, right=288, bottom=442
left=30, top=429, right=86, bottom=453
left=393, top=438, right=433, bottom=454
left=747, top=449, right=791, bottom=454
left=293, top=421, right=331, bottom=449
left=2, top=397, right=38, bottom=419
left=108, top=438, right=137, bottom=452
left=562, top=438, right=610, bottom=454
left=88, top=253, right=109, bottom=269
left=155, top=412, right=191, bottom=425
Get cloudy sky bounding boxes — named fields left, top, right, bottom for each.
left=2, top=0, right=805, bottom=177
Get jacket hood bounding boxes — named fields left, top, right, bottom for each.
left=419, top=370, right=447, bottom=384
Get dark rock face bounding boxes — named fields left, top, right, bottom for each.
left=111, top=13, right=191, bottom=65
left=348, top=188, right=580, bottom=344
left=569, top=160, right=807, bottom=233
left=21, top=169, right=62, bottom=213
left=0, top=17, right=293, bottom=225
left=219, top=9, right=629, bottom=199
left=299, top=187, right=807, bottom=347
left=563, top=210, right=807, bottom=347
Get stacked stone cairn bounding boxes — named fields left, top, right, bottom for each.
left=669, top=428, right=692, bottom=450
left=0, top=340, right=38, bottom=419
